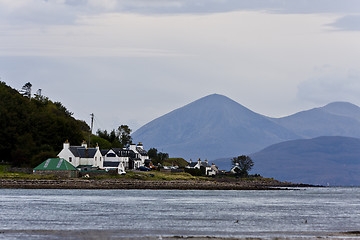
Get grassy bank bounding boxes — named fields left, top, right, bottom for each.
left=96, top=170, right=210, bottom=181
left=0, top=165, right=280, bottom=184
left=0, top=165, right=58, bottom=180
left=0, top=165, right=206, bottom=181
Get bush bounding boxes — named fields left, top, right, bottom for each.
left=184, top=168, right=202, bottom=176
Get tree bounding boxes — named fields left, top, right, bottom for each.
left=0, top=82, right=85, bottom=166
left=147, top=147, right=169, bottom=165
left=20, top=82, right=32, bottom=98
left=96, top=125, right=133, bottom=148
left=231, top=155, right=254, bottom=177
left=118, top=125, right=132, bottom=147
left=148, top=148, right=158, bottom=160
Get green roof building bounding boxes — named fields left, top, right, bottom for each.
left=33, top=158, right=78, bottom=178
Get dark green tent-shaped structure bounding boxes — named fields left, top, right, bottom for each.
left=33, top=158, right=78, bottom=177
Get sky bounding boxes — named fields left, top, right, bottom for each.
left=1, top=0, right=360, bottom=133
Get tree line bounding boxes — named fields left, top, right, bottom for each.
left=0, top=81, right=87, bottom=167
left=0, top=81, right=138, bottom=167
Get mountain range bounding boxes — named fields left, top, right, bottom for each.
left=250, top=136, right=360, bottom=186
left=269, top=102, right=360, bottom=138
left=133, top=94, right=360, bottom=160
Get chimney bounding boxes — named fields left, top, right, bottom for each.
left=129, top=143, right=136, bottom=151
left=189, top=159, right=192, bottom=164
left=81, top=140, right=87, bottom=148
left=198, top=158, right=201, bottom=165
left=96, top=143, right=99, bottom=150
left=63, top=140, right=70, bottom=149
left=205, top=159, right=208, bottom=165
left=137, top=142, right=143, bottom=149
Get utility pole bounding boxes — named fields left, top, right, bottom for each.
left=89, top=113, right=94, bottom=147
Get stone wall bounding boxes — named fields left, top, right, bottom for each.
left=33, top=170, right=79, bottom=178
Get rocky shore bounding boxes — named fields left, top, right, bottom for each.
left=0, top=178, right=315, bottom=190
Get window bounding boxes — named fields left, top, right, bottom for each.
left=69, top=157, right=72, bottom=162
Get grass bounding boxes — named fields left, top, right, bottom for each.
left=0, top=165, right=60, bottom=180
left=0, top=165, right=274, bottom=183
left=0, top=164, right=207, bottom=181
left=0, top=171, right=59, bottom=180
left=93, top=170, right=208, bottom=181
left=163, top=158, right=188, bottom=168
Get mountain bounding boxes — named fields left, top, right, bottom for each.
left=249, top=136, right=360, bottom=186
left=132, top=94, right=299, bottom=160
left=270, top=102, right=360, bottom=138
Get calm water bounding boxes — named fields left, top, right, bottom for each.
left=0, top=188, right=360, bottom=239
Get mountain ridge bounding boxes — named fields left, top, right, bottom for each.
left=133, top=94, right=360, bottom=161
left=133, top=94, right=299, bottom=159
left=132, top=94, right=360, bottom=185
left=249, top=136, right=360, bottom=186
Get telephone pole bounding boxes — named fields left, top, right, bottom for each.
left=89, top=113, right=94, bottom=147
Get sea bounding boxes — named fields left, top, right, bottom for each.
left=0, top=187, right=360, bottom=239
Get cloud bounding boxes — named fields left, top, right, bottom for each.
left=1, top=0, right=360, bottom=27
left=329, top=15, right=360, bottom=31
left=297, top=69, right=360, bottom=105
left=0, top=0, right=78, bottom=25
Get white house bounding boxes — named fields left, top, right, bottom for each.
left=58, top=141, right=149, bottom=173
left=103, top=161, right=126, bottom=175
left=129, top=142, right=149, bottom=166
left=230, top=163, right=243, bottom=174
left=100, top=143, right=150, bottom=171
left=102, top=149, right=128, bottom=170
left=186, top=159, right=218, bottom=176
left=57, top=140, right=103, bottom=168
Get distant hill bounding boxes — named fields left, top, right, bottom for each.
left=132, top=94, right=299, bottom=160
left=270, top=102, right=360, bottom=138
left=0, top=82, right=88, bottom=167
left=249, top=136, right=360, bottom=186
left=133, top=95, right=360, bottom=163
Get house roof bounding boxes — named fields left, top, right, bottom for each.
left=112, top=148, right=136, bottom=157
left=34, top=158, right=77, bottom=171
left=135, top=147, right=147, bottom=156
left=100, top=149, right=109, bottom=156
left=69, top=146, right=98, bottom=158
left=201, top=162, right=211, bottom=167
left=103, top=161, right=121, bottom=167
left=136, top=147, right=148, bottom=156
left=188, top=161, right=211, bottom=168
left=188, top=162, right=198, bottom=167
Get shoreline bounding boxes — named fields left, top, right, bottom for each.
left=0, top=229, right=359, bottom=240
left=0, top=178, right=316, bottom=190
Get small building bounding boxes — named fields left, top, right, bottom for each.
left=103, top=161, right=126, bottom=175
left=57, top=140, right=103, bottom=168
left=230, top=163, right=242, bottom=174
left=186, top=159, right=218, bottom=176
left=33, top=158, right=78, bottom=178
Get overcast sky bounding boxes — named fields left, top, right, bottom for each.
left=1, top=0, right=360, bottom=133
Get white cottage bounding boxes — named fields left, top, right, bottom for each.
left=186, top=159, right=218, bottom=176
left=100, top=143, right=150, bottom=170
left=57, top=140, right=103, bottom=168
left=129, top=142, right=149, bottom=166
